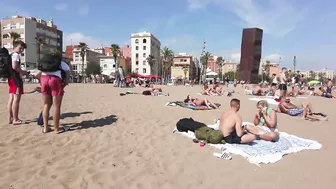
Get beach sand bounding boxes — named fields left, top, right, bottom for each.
left=0, top=84, right=335, bottom=189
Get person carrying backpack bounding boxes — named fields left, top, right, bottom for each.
left=2, top=40, right=30, bottom=125
left=38, top=53, right=71, bottom=133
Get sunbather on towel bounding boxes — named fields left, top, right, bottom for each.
left=219, top=98, right=256, bottom=144
left=142, top=90, right=169, bottom=96
left=244, top=86, right=266, bottom=96
left=149, top=84, right=163, bottom=92
left=277, top=96, right=328, bottom=121
left=184, top=95, right=219, bottom=109
left=245, top=100, right=279, bottom=142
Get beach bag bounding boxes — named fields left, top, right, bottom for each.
left=0, top=47, right=11, bottom=78
left=195, top=127, right=225, bottom=144
left=38, top=54, right=61, bottom=72
left=176, top=118, right=206, bottom=132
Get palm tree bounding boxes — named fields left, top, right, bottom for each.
left=79, top=42, right=88, bottom=82
left=3, top=32, right=21, bottom=46
left=182, top=65, right=189, bottom=79
left=110, top=44, right=121, bottom=75
left=160, top=47, right=174, bottom=81
left=146, top=55, right=155, bottom=74
left=35, top=37, right=45, bottom=62
left=216, top=56, right=224, bottom=82
left=200, top=52, right=212, bottom=83
left=235, top=64, right=240, bottom=79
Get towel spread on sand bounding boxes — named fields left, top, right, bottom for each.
left=166, top=101, right=220, bottom=110
left=173, top=121, right=322, bottom=165
left=249, top=97, right=280, bottom=105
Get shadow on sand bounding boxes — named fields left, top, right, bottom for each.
left=60, top=111, right=93, bottom=119
left=64, top=115, right=118, bottom=130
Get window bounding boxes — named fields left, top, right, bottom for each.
left=143, top=68, right=146, bottom=74
left=180, top=59, right=183, bottom=62
left=136, top=61, right=139, bottom=65
left=113, top=64, right=116, bottom=68
left=143, top=46, right=146, bottom=50
left=135, top=46, right=138, bottom=50
left=143, top=39, right=147, bottom=43
left=72, top=65, right=78, bottom=71
left=135, top=68, right=139, bottom=73
left=136, top=53, right=139, bottom=58
left=135, top=39, right=139, bottom=44
left=143, top=53, right=146, bottom=58
left=103, top=64, right=107, bottom=68
left=143, top=60, right=146, bottom=65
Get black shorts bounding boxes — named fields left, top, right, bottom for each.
left=279, top=84, right=287, bottom=91
left=224, top=131, right=241, bottom=144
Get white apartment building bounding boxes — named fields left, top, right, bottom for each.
left=1, top=15, right=63, bottom=70
left=71, top=48, right=102, bottom=75
left=99, top=56, right=116, bottom=76
left=300, top=69, right=335, bottom=80
left=131, top=31, right=161, bottom=75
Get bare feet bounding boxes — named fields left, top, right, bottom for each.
left=12, top=120, right=27, bottom=125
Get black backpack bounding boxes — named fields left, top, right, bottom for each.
left=176, top=118, right=206, bottom=132
left=0, top=47, right=11, bottom=78
left=38, top=54, right=62, bottom=72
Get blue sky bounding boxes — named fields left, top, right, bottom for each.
left=0, top=0, right=335, bottom=70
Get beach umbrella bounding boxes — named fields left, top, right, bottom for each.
left=307, top=80, right=320, bottom=85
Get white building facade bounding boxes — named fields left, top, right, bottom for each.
left=131, top=31, right=161, bottom=75
left=99, top=56, right=116, bottom=76
left=70, top=48, right=102, bottom=75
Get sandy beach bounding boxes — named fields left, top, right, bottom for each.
left=0, top=84, right=335, bottom=189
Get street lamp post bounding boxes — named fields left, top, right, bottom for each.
left=293, top=56, right=296, bottom=73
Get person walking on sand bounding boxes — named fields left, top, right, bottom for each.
left=38, top=54, right=71, bottom=133
left=219, top=98, right=256, bottom=144
left=7, top=40, right=30, bottom=125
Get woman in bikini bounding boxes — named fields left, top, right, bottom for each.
left=184, top=95, right=219, bottom=109
left=245, top=100, right=279, bottom=142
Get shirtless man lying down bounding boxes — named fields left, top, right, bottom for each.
left=219, top=98, right=256, bottom=144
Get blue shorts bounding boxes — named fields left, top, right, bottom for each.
left=288, top=108, right=304, bottom=116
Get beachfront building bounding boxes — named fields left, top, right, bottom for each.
left=301, top=69, right=336, bottom=80
left=171, top=53, right=195, bottom=80
left=70, top=48, right=102, bottom=76
left=222, top=61, right=238, bottom=74
left=131, top=31, right=161, bottom=75
left=99, top=56, right=131, bottom=76
left=1, top=15, right=63, bottom=70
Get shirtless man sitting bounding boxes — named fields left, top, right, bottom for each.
left=184, top=95, right=219, bottom=109
left=277, top=96, right=327, bottom=121
left=219, top=98, right=256, bottom=144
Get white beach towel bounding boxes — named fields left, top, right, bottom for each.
left=173, top=121, right=322, bottom=165
left=249, top=97, right=279, bottom=105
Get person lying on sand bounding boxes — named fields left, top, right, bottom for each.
left=142, top=90, right=169, bottom=96
left=219, top=98, right=256, bottom=144
left=310, top=87, right=336, bottom=98
left=277, top=96, right=328, bottom=121
left=149, top=85, right=163, bottom=92
left=184, top=95, right=219, bottom=109
left=244, top=86, right=266, bottom=96
left=245, top=100, right=279, bottom=142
